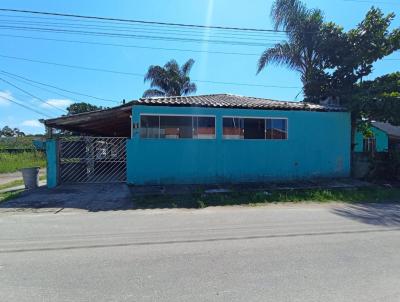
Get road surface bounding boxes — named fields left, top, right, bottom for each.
left=1, top=203, right=400, bottom=301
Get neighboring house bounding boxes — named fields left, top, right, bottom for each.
left=44, top=94, right=350, bottom=187
left=354, top=121, right=400, bottom=153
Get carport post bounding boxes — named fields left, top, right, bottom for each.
left=46, top=139, right=59, bottom=188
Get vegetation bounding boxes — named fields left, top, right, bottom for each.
left=0, top=126, right=25, bottom=137
left=0, top=136, right=43, bottom=149
left=258, top=0, right=400, bottom=145
left=133, top=186, right=400, bottom=209
left=0, top=151, right=46, bottom=173
left=143, top=59, right=197, bottom=97
left=66, top=102, right=106, bottom=115
left=0, top=190, right=23, bottom=203
left=0, top=175, right=46, bottom=191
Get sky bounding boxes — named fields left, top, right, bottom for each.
left=0, top=0, right=399, bottom=134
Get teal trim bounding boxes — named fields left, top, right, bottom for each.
left=354, top=126, right=389, bottom=152
left=46, top=139, right=58, bottom=188
left=127, top=105, right=351, bottom=185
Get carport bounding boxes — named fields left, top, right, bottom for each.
left=44, top=103, right=133, bottom=187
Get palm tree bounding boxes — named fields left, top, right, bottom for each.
left=143, top=59, right=197, bottom=97
left=257, top=0, right=325, bottom=99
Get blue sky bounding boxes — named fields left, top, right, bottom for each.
left=0, top=0, right=399, bottom=134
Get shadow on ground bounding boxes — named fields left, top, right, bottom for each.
left=331, top=203, right=400, bottom=226
left=0, top=183, right=132, bottom=212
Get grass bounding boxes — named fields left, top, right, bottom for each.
left=0, top=151, right=46, bottom=174
left=0, top=190, right=23, bottom=203
left=133, top=187, right=400, bottom=209
left=0, top=136, right=44, bottom=149
left=0, top=175, right=46, bottom=191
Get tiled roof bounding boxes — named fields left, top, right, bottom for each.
left=137, top=94, right=345, bottom=112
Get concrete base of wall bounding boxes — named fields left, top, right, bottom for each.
left=352, top=153, right=371, bottom=179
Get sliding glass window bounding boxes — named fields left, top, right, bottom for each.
left=223, top=117, right=288, bottom=140
left=266, top=118, right=288, bottom=140
left=140, top=115, right=215, bottom=139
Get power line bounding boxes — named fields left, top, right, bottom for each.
left=0, top=33, right=263, bottom=56
left=0, top=13, right=288, bottom=39
left=0, top=55, right=302, bottom=89
left=0, top=8, right=289, bottom=33
left=0, top=76, right=67, bottom=113
left=0, top=54, right=143, bottom=77
left=0, top=94, right=52, bottom=118
left=0, top=25, right=279, bottom=47
left=0, top=69, right=119, bottom=103
left=0, top=18, right=287, bottom=40
left=0, top=71, right=91, bottom=104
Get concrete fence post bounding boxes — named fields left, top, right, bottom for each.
left=46, top=139, right=59, bottom=188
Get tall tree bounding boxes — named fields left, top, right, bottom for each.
left=257, top=0, right=326, bottom=95
left=257, top=0, right=400, bottom=104
left=143, top=59, right=197, bottom=97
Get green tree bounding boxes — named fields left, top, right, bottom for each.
left=0, top=126, right=15, bottom=137
left=66, top=102, right=105, bottom=115
left=313, top=8, right=400, bottom=104
left=258, top=0, right=400, bottom=150
left=143, top=59, right=197, bottom=97
left=257, top=0, right=400, bottom=104
left=351, top=72, right=400, bottom=125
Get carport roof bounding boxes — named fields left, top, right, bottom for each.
left=44, top=103, right=133, bottom=137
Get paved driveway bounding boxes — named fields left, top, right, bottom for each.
left=1, top=203, right=400, bottom=301
left=0, top=183, right=132, bottom=212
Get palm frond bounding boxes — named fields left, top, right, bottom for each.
left=257, top=42, right=303, bottom=74
left=143, top=59, right=196, bottom=97
left=181, top=59, right=195, bottom=76
left=271, top=0, right=307, bottom=31
left=142, top=89, right=165, bottom=98
left=181, top=81, right=197, bottom=95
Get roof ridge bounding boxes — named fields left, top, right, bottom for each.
left=139, top=93, right=228, bottom=100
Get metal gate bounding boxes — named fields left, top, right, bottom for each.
left=59, top=137, right=127, bottom=183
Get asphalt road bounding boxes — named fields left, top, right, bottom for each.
left=1, top=203, right=400, bottom=302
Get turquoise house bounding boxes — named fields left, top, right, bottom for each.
left=44, top=94, right=351, bottom=187
left=354, top=124, right=388, bottom=153
left=354, top=121, right=400, bottom=153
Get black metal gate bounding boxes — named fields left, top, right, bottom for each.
left=59, top=137, right=127, bottom=183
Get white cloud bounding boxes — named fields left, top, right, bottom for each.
left=0, top=90, right=13, bottom=106
left=21, top=119, right=43, bottom=128
left=40, top=98, right=73, bottom=109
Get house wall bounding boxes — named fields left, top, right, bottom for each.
left=354, top=126, right=388, bottom=152
left=127, top=105, right=351, bottom=185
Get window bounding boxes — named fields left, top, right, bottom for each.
left=363, top=138, right=376, bottom=153
left=223, top=117, right=244, bottom=139
left=193, top=116, right=215, bottom=139
left=223, top=117, right=288, bottom=140
left=140, top=115, right=159, bottom=138
left=160, top=116, right=192, bottom=139
left=266, top=118, right=287, bottom=140
left=140, top=115, right=215, bottom=139
left=243, top=118, right=265, bottom=139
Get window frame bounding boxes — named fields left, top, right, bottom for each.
left=139, top=113, right=217, bottom=140
left=363, top=137, right=376, bottom=153
left=222, top=116, right=289, bottom=141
